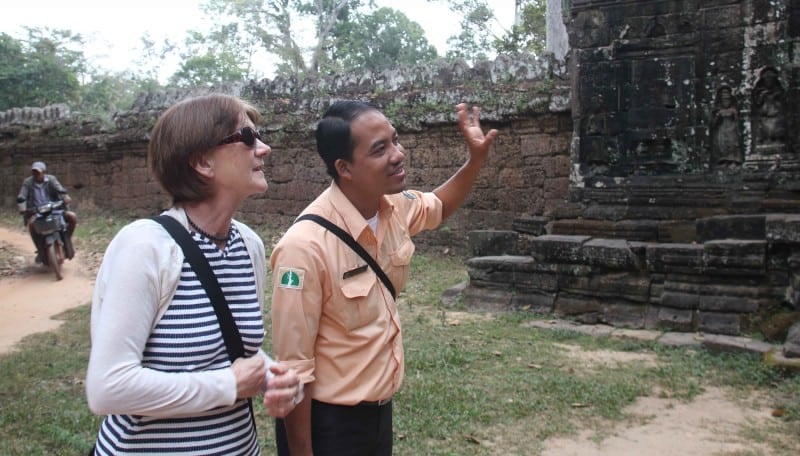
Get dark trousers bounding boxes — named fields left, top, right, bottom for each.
left=276, top=399, right=392, bottom=456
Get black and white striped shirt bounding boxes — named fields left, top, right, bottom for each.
left=94, top=228, right=264, bottom=455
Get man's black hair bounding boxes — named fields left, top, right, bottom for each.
left=316, top=100, right=378, bottom=180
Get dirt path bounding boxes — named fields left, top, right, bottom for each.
left=0, top=225, right=94, bottom=353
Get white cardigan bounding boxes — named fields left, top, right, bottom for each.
left=86, top=207, right=268, bottom=418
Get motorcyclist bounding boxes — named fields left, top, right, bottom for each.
left=16, top=161, right=77, bottom=262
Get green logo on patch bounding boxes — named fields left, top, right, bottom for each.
left=278, top=267, right=304, bottom=289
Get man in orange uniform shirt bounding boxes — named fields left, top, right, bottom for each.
left=271, top=100, right=498, bottom=455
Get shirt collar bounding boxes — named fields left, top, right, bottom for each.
left=328, top=181, right=396, bottom=238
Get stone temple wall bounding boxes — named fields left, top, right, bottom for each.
left=463, top=0, right=800, bottom=346
left=0, top=54, right=572, bottom=253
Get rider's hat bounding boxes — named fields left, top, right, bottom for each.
left=31, top=161, right=46, bottom=173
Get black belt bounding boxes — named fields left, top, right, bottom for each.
left=358, top=398, right=392, bottom=407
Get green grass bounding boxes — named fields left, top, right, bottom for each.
left=0, top=306, right=98, bottom=455
left=392, top=314, right=800, bottom=455
left=0, top=208, right=798, bottom=455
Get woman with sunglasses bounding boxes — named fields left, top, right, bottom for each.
left=86, top=94, right=301, bottom=455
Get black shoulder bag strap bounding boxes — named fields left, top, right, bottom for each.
left=150, top=215, right=257, bottom=434
left=294, top=213, right=397, bottom=300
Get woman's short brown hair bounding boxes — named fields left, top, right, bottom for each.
left=148, top=94, right=263, bottom=204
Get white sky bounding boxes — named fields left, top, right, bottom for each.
left=0, top=0, right=515, bottom=81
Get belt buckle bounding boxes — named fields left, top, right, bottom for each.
left=361, top=398, right=391, bottom=406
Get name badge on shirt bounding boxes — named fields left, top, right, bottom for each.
left=277, top=267, right=305, bottom=290
left=342, top=264, right=368, bottom=279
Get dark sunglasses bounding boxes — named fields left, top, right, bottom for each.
left=218, top=126, right=262, bottom=147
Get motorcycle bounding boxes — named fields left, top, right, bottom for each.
left=29, top=200, right=72, bottom=280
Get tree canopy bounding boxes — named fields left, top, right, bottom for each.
left=0, top=29, right=84, bottom=111
left=444, top=0, right=546, bottom=62
left=328, top=7, right=438, bottom=73
left=196, top=0, right=441, bottom=80
left=0, top=29, right=159, bottom=116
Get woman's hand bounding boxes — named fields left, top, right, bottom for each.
left=231, top=355, right=267, bottom=400
left=263, top=363, right=303, bottom=418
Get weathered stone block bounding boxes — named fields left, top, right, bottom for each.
left=558, top=272, right=650, bottom=302
left=697, top=312, right=741, bottom=336
left=657, top=221, right=697, bottom=243
left=549, top=219, right=615, bottom=237
left=461, top=286, right=513, bottom=311
left=661, top=291, right=699, bottom=310
left=512, top=216, right=549, bottom=235
left=554, top=292, right=603, bottom=316
left=467, top=255, right=558, bottom=291
left=785, top=323, right=800, bottom=358
left=510, top=291, right=556, bottom=313
left=703, top=240, right=766, bottom=276
left=702, top=334, right=775, bottom=357
left=468, top=230, right=519, bottom=256
left=646, top=244, right=704, bottom=274
left=601, top=302, right=648, bottom=328
left=583, top=204, right=631, bottom=221
left=582, top=238, right=643, bottom=270
left=697, top=295, right=761, bottom=313
left=696, top=215, right=766, bottom=242
left=466, top=255, right=536, bottom=270
left=530, top=235, right=591, bottom=263
left=766, top=214, right=800, bottom=243
left=649, top=281, right=664, bottom=304
left=614, top=220, right=661, bottom=241
left=514, top=271, right=559, bottom=293
left=655, top=307, right=695, bottom=332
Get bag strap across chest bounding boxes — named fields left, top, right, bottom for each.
left=294, top=213, right=397, bottom=300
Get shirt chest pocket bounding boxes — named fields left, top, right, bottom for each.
left=336, top=270, right=382, bottom=330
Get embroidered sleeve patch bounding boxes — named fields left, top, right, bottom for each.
left=277, top=267, right=305, bottom=290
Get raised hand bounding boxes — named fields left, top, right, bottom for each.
left=456, top=103, right=499, bottom=165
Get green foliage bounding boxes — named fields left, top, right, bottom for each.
left=495, top=0, right=547, bottom=55
left=199, top=0, right=439, bottom=80
left=79, top=72, right=158, bottom=118
left=170, top=52, right=246, bottom=88
left=444, top=0, right=546, bottom=63
left=0, top=29, right=84, bottom=110
left=0, top=29, right=162, bottom=115
left=444, top=0, right=495, bottom=62
left=199, top=0, right=323, bottom=80
left=169, top=17, right=259, bottom=86
left=329, top=7, right=439, bottom=72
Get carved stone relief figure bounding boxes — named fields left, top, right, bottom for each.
left=711, top=86, right=742, bottom=166
left=752, top=67, right=786, bottom=147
